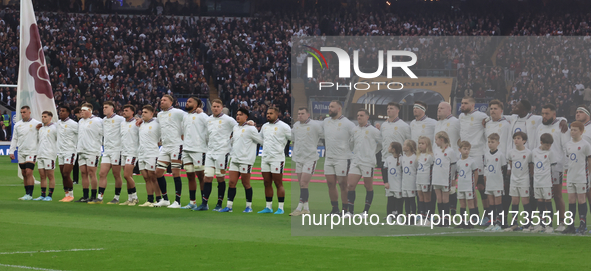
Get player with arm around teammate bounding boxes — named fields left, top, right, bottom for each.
left=9, top=106, right=41, bottom=200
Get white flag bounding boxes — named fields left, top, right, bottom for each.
left=16, top=0, right=57, bottom=181
left=16, top=0, right=57, bottom=123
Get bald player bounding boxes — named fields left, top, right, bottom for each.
left=322, top=101, right=355, bottom=214
left=9, top=106, right=41, bottom=200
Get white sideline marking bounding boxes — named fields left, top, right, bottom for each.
left=0, top=263, right=64, bottom=271
left=0, top=248, right=104, bottom=255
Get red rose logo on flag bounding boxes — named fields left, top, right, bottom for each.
left=25, top=24, right=53, bottom=99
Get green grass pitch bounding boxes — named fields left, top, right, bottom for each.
left=0, top=156, right=590, bottom=270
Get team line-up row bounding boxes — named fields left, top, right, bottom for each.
left=8, top=96, right=591, bottom=234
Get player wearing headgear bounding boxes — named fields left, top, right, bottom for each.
left=574, top=105, right=591, bottom=212
left=410, top=101, right=437, bottom=143
left=76, top=103, right=103, bottom=203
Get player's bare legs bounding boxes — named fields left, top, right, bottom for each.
left=59, top=164, right=74, bottom=201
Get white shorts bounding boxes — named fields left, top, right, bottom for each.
left=205, top=153, right=229, bottom=169
left=402, top=190, right=415, bottom=197
left=18, top=153, right=36, bottom=164
left=485, top=189, right=504, bottom=197
left=78, top=153, right=100, bottom=167
left=324, top=158, right=350, bottom=177
left=102, top=151, right=121, bottom=165
left=261, top=160, right=285, bottom=174
left=295, top=161, right=317, bottom=175
left=37, top=159, right=56, bottom=170
left=348, top=163, right=374, bottom=178
left=58, top=153, right=77, bottom=166
left=534, top=187, right=553, bottom=200
left=471, top=155, right=484, bottom=175
left=386, top=189, right=403, bottom=198
left=229, top=162, right=253, bottom=174
left=551, top=165, right=563, bottom=185
left=122, top=155, right=138, bottom=166
left=158, top=145, right=183, bottom=163
left=183, top=151, right=206, bottom=171
left=457, top=191, right=474, bottom=200
left=433, top=185, right=450, bottom=192
left=139, top=157, right=158, bottom=172
left=509, top=186, right=530, bottom=197
left=567, top=183, right=589, bottom=194
left=416, top=183, right=432, bottom=193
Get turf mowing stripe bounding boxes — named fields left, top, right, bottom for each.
left=0, top=248, right=104, bottom=255
left=0, top=263, right=64, bottom=271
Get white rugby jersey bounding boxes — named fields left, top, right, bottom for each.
left=384, top=156, right=402, bottom=192
left=416, top=152, right=434, bottom=185
left=77, top=116, right=103, bottom=155
left=183, top=111, right=209, bottom=153
left=508, top=148, right=532, bottom=188
left=206, top=113, right=237, bottom=155
left=401, top=153, right=417, bottom=191
left=138, top=118, right=160, bottom=158
left=410, top=115, right=437, bottom=143
left=456, top=157, right=478, bottom=192
left=532, top=148, right=554, bottom=188
left=484, top=150, right=507, bottom=191
left=37, top=123, right=58, bottom=159
left=120, top=117, right=139, bottom=157
left=9, top=118, right=41, bottom=156
left=432, top=146, right=457, bottom=186
left=231, top=123, right=263, bottom=165
left=507, top=113, right=543, bottom=150
left=434, top=115, right=460, bottom=153
left=351, top=123, right=382, bottom=167
left=534, top=118, right=570, bottom=171
left=323, top=115, right=355, bottom=160
left=566, top=139, right=591, bottom=184
left=459, top=110, right=488, bottom=157
left=103, top=114, right=125, bottom=153
left=485, top=117, right=512, bottom=155
left=583, top=121, right=591, bottom=145
left=292, top=118, right=323, bottom=163
left=261, top=119, right=292, bottom=162
left=157, top=107, right=186, bottom=148
left=380, top=117, right=410, bottom=161
left=57, top=118, right=78, bottom=154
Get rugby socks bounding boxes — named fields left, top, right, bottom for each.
left=449, top=193, right=457, bottom=216
left=266, top=196, right=273, bottom=209
left=129, top=187, right=137, bottom=200
left=114, top=187, right=121, bottom=201
left=523, top=203, right=531, bottom=227
left=395, top=198, right=404, bottom=216
left=418, top=201, right=424, bottom=217
left=156, top=196, right=162, bottom=202
left=189, top=190, right=197, bottom=204
left=48, top=188, right=54, bottom=198
left=331, top=201, right=339, bottom=213
left=300, top=188, right=309, bottom=203
left=511, top=204, right=519, bottom=226
left=217, top=181, right=226, bottom=206
left=545, top=202, right=554, bottom=226
left=460, top=207, right=467, bottom=225
left=26, top=185, right=34, bottom=196
left=173, top=177, right=182, bottom=204
left=579, top=203, right=587, bottom=229
left=98, top=187, right=105, bottom=200
left=83, top=188, right=89, bottom=199
left=41, top=187, right=47, bottom=197
left=245, top=187, right=253, bottom=207
left=469, top=208, right=478, bottom=224
left=364, top=190, right=374, bottom=212
left=387, top=196, right=396, bottom=215
left=157, top=177, right=168, bottom=201
left=409, top=198, right=417, bottom=224
left=278, top=197, right=285, bottom=210
left=202, top=182, right=212, bottom=204
left=148, top=195, right=154, bottom=203
left=227, top=187, right=236, bottom=208
left=91, top=189, right=97, bottom=199
left=347, top=191, right=356, bottom=213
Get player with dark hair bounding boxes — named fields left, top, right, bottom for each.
left=57, top=105, right=78, bottom=202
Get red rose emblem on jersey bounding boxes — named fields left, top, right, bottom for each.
left=544, top=155, right=547, bottom=158
left=466, top=163, right=468, bottom=166
left=410, top=161, right=413, bottom=164
left=495, top=158, right=498, bottom=161
left=525, top=190, right=528, bottom=193
left=424, top=158, right=427, bottom=161
left=444, top=153, right=447, bottom=156
left=579, top=147, right=581, bottom=150
left=523, top=155, right=526, bottom=159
